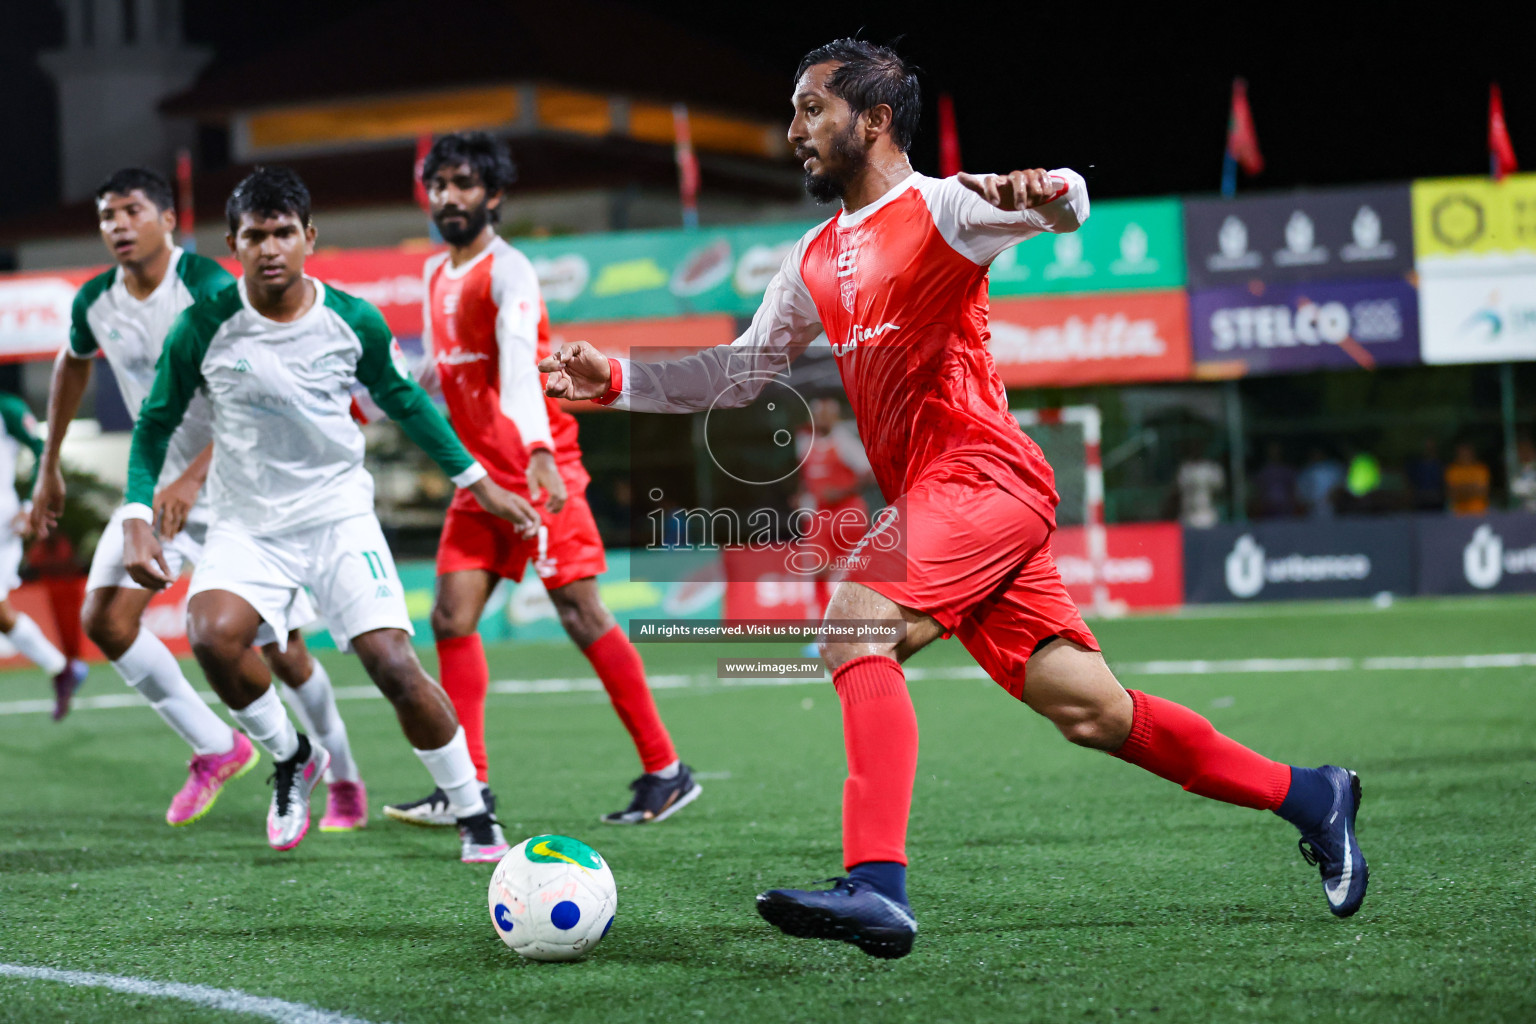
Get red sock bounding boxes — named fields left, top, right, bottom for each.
left=437, top=633, right=491, bottom=783
left=1113, top=689, right=1291, bottom=810
left=584, top=626, right=676, bottom=773
left=833, top=655, right=919, bottom=868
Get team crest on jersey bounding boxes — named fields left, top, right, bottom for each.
left=841, top=279, right=856, bottom=312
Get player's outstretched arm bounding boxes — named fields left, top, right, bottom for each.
left=956, top=168, right=1070, bottom=212
left=540, top=248, right=822, bottom=414
left=539, top=340, right=611, bottom=401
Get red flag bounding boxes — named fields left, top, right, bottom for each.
left=938, top=93, right=962, bottom=177
left=673, top=103, right=700, bottom=229
left=1226, top=78, right=1263, bottom=177
left=413, top=134, right=433, bottom=211
left=175, top=148, right=196, bottom=251
left=1490, top=83, right=1519, bottom=181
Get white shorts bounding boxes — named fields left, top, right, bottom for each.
left=0, top=528, right=22, bottom=600
left=86, top=504, right=208, bottom=593
left=187, top=513, right=411, bottom=653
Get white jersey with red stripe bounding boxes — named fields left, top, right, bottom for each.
left=603, top=169, right=1088, bottom=526
left=423, top=236, right=582, bottom=511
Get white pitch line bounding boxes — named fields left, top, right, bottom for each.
left=0, top=963, right=387, bottom=1024
left=1, top=653, right=1533, bottom=717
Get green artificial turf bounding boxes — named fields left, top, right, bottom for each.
left=2, top=595, right=1534, bottom=1023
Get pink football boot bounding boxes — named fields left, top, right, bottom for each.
left=166, top=731, right=260, bottom=827
left=319, top=780, right=369, bottom=832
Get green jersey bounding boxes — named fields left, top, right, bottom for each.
left=125, top=276, right=484, bottom=535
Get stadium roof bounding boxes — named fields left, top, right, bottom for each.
left=159, top=0, right=787, bottom=120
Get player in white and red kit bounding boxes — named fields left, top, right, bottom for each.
left=382, top=134, right=701, bottom=829
left=544, top=41, right=1367, bottom=957
left=795, top=397, right=872, bottom=615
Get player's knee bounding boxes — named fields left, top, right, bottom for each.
left=82, top=602, right=135, bottom=654
left=187, top=621, right=246, bottom=669
left=360, top=643, right=426, bottom=704
left=1051, top=701, right=1129, bottom=751
left=429, top=601, right=477, bottom=641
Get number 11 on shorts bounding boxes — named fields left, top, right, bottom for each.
left=362, top=550, right=389, bottom=580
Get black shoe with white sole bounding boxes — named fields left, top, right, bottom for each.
left=600, top=764, right=701, bottom=825
left=384, top=784, right=496, bottom=827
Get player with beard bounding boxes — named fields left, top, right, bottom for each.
left=122, top=166, right=541, bottom=859
left=543, top=39, right=1368, bottom=957
left=379, top=133, right=700, bottom=829
left=34, top=168, right=366, bottom=829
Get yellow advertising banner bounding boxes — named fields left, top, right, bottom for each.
left=1411, top=173, right=1536, bottom=260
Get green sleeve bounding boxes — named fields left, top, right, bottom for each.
left=67, top=272, right=112, bottom=358
left=335, top=290, right=478, bottom=479
left=0, top=394, right=44, bottom=493
left=125, top=307, right=215, bottom=506
left=176, top=252, right=235, bottom=300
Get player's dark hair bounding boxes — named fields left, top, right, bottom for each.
left=225, top=166, right=312, bottom=234
left=422, top=132, right=517, bottom=221
left=796, top=39, right=921, bottom=152
left=94, top=168, right=175, bottom=214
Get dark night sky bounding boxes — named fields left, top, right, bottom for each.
left=0, top=0, right=1530, bottom=220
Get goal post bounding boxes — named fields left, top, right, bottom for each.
left=1012, top=405, right=1124, bottom=618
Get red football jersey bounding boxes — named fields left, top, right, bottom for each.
left=423, top=237, right=583, bottom=510
left=605, top=170, right=1088, bottom=528
left=797, top=421, right=870, bottom=515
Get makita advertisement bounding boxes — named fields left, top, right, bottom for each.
left=1183, top=520, right=1416, bottom=603
left=1416, top=513, right=1536, bottom=595
left=988, top=291, right=1192, bottom=388
left=1183, top=185, right=1413, bottom=290
left=1189, top=277, right=1421, bottom=376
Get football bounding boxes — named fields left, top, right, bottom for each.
left=488, top=834, right=618, bottom=961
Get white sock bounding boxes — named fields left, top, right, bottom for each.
left=112, top=629, right=233, bottom=756
left=651, top=759, right=681, bottom=779
left=7, top=613, right=67, bottom=676
left=413, top=727, right=486, bottom=818
left=229, top=686, right=299, bottom=762
left=279, top=659, right=360, bottom=783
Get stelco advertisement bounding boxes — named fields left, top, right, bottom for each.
left=1189, top=277, right=1420, bottom=376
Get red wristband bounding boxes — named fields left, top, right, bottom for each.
left=593, top=357, right=623, bottom=406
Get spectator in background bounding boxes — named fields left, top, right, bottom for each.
left=1445, top=442, right=1491, bottom=516
left=1340, top=446, right=1383, bottom=514
left=1297, top=447, right=1345, bottom=518
left=1175, top=441, right=1225, bottom=528
left=1406, top=438, right=1446, bottom=512
left=1252, top=442, right=1298, bottom=519
left=1511, top=435, right=1536, bottom=513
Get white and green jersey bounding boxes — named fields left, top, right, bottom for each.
left=69, top=247, right=230, bottom=514
left=125, top=276, right=486, bottom=536
left=0, top=393, right=44, bottom=524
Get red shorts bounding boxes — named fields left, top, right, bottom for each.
left=437, top=487, right=608, bottom=591
left=850, top=459, right=1098, bottom=700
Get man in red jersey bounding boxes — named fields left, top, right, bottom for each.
left=381, top=133, right=701, bottom=828
left=795, top=397, right=872, bottom=615
left=544, top=40, right=1367, bottom=957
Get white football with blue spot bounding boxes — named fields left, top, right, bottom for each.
left=488, top=835, right=617, bottom=961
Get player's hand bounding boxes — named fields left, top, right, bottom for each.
left=956, top=168, right=1063, bottom=211
left=538, top=341, right=611, bottom=401
left=123, top=518, right=173, bottom=591
left=153, top=472, right=200, bottom=540
left=526, top=448, right=568, bottom=515
left=467, top=477, right=541, bottom=539
left=29, top=465, right=65, bottom=539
